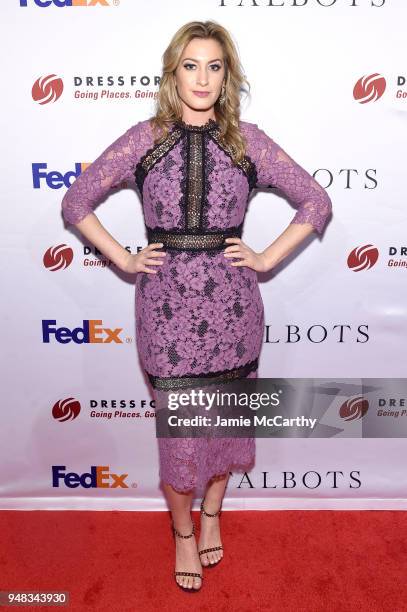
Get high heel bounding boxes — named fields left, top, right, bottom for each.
left=172, top=518, right=203, bottom=591
left=198, top=498, right=224, bottom=567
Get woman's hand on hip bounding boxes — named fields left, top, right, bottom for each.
left=223, top=238, right=271, bottom=273
left=121, top=243, right=167, bottom=274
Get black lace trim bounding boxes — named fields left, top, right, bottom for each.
left=133, top=121, right=258, bottom=217
left=209, top=129, right=258, bottom=193
left=147, top=357, right=258, bottom=391
left=178, top=128, right=208, bottom=233
left=202, top=134, right=214, bottom=230
left=174, top=117, right=219, bottom=132
left=186, top=130, right=204, bottom=230
left=179, top=131, right=188, bottom=230
left=146, top=223, right=244, bottom=251
left=134, top=127, right=183, bottom=194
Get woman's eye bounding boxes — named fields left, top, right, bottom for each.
left=183, top=64, right=221, bottom=72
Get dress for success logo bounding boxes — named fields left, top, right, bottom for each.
left=353, top=73, right=386, bottom=104
left=52, top=398, right=81, bottom=421
left=347, top=245, right=379, bottom=271
left=32, top=75, right=63, bottom=104
left=43, top=245, right=74, bottom=271
left=52, top=466, right=129, bottom=488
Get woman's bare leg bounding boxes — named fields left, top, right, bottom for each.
left=198, top=472, right=229, bottom=566
left=162, top=482, right=202, bottom=590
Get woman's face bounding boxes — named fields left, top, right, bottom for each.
left=174, top=37, right=225, bottom=120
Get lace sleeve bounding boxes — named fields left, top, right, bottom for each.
left=244, top=122, right=332, bottom=235
left=61, top=120, right=150, bottom=226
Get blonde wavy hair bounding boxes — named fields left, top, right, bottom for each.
left=150, top=20, right=251, bottom=164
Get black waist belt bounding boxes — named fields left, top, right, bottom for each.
left=147, top=357, right=258, bottom=391
left=146, top=223, right=243, bottom=251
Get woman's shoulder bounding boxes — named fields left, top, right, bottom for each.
left=238, top=119, right=270, bottom=138
left=120, top=118, right=157, bottom=156
left=127, top=117, right=155, bottom=135
left=238, top=118, right=258, bottom=131
left=238, top=119, right=272, bottom=154
left=128, top=116, right=171, bottom=144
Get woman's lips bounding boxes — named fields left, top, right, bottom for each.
left=193, top=91, right=210, bottom=97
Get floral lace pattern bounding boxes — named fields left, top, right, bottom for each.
left=240, top=122, right=332, bottom=234
left=156, top=369, right=257, bottom=496
left=61, top=117, right=332, bottom=493
left=135, top=250, right=264, bottom=378
left=61, top=122, right=155, bottom=225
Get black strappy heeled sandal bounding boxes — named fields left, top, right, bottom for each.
left=172, top=518, right=203, bottom=591
left=198, top=498, right=224, bottom=567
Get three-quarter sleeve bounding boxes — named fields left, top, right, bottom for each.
left=244, top=123, right=332, bottom=235
left=61, top=120, right=149, bottom=226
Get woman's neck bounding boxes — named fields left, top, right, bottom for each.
left=182, top=107, right=216, bottom=125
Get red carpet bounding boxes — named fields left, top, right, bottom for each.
left=2, top=509, right=407, bottom=611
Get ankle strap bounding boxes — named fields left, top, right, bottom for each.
left=200, top=499, right=222, bottom=517
left=172, top=519, right=195, bottom=538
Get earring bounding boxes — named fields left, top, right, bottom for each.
left=219, top=84, right=226, bottom=105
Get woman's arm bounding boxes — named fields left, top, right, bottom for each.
left=261, top=222, right=316, bottom=271
left=72, top=212, right=133, bottom=272
left=61, top=121, right=149, bottom=271
left=240, top=123, right=333, bottom=271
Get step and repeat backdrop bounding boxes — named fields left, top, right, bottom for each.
left=2, top=0, right=407, bottom=510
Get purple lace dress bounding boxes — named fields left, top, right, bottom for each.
left=61, top=117, right=332, bottom=495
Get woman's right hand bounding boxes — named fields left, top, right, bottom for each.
left=121, top=243, right=167, bottom=274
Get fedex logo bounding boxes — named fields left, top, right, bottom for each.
left=20, top=1, right=112, bottom=7
left=42, top=320, right=123, bottom=344
left=32, top=162, right=87, bottom=189
left=52, top=466, right=129, bottom=488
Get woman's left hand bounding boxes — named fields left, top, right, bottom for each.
left=223, top=238, right=270, bottom=273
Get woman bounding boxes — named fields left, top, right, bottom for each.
left=61, top=20, right=332, bottom=592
